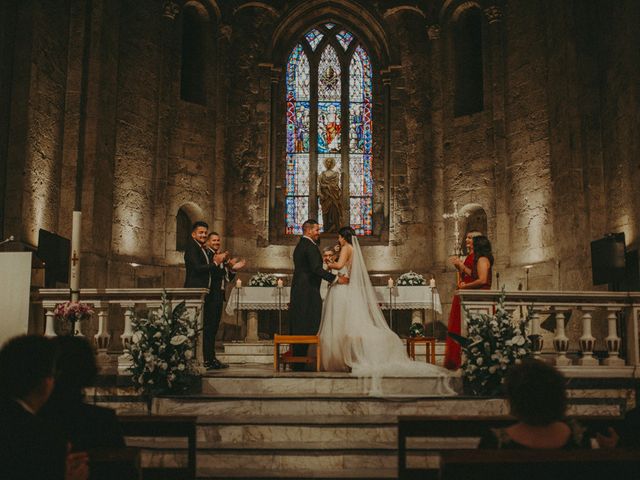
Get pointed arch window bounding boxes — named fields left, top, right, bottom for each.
left=285, top=24, right=374, bottom=235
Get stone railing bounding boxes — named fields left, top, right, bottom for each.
left=458, top=290, right=640, bottom=376
left=38, top=288, right=208, bottom=372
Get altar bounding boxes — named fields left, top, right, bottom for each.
left=225, top=285, right=442, bottom=342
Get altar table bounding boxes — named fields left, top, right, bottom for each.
left=225, top=285, right=442, bottom=342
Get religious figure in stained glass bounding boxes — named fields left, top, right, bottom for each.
left=318, top=157, right=342, bottom=233
left=284, top=24, right=374, bottom=236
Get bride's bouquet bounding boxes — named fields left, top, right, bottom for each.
left=248, top=272, right=277, bottom=287
left=396, top=271, right=426, bottom=286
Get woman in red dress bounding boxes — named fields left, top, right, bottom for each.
left=444, top=233, right=493, bottom=370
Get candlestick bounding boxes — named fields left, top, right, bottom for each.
left=429, top=277, right=436, bottom=288
left=236, top=279, right=242, bottom=288
left=388, top=277, right=394, bottom=288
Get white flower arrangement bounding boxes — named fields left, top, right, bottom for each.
left=249, top=272, right=277, bottom=287
left=396, top=271, right=426, bottom=286
left=129, top=292, right=200, bottom=396
left=453, top=290, right=533, bottom=395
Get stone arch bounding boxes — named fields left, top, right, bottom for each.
left=460, top=203, right=488, bottom=254
left=449, top=3, right=484, bottom=116
left=180, top=1, right=210, bottom=104
left=269, top=0, right=393, bottom=69
left=172, top=202, right=205, bottom=253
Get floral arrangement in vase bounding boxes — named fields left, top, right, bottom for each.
left=249, top=272, right=278, bottom=287
left=54, top=301, right=94, bottom=333
left=396, top=271, right=426, bottom=286
left=450, top=290, right=533, bottom=396
left=129, top=292, right=200, bottom=397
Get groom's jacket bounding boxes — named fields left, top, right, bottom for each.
left=183, top=238, right=224, bottom=290
left=289, top=237, right=336, bottom=335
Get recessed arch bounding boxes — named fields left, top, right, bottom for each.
left=269, top=1, right=392, bottom=70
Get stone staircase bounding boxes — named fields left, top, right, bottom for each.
left=127, top=363, right=635, bottom=479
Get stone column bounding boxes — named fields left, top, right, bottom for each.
left=483, top=6, right=510, bottom=266
left=603, top=308, right=624, bottom=366
left=553, top=310, right=571, bottom=366
left=427, top=25, right=447, bottom=269
left=578, top=308, right=598, bottom=366
left=245, top=311, right=259, bottom=342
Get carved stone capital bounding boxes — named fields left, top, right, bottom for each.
left=484, top=6, right=503, bottom=24
left=162, top=0, right=181, bottom=20
left=427, top=24, right=441, bottom=41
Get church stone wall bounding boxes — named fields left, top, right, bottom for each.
left=0, top=0, right=638, bottom=311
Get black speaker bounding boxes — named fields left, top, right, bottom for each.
left=590, top=233, right=626, bottom=286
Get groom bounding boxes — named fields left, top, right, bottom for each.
left=289, top=219, right=345, bottom=370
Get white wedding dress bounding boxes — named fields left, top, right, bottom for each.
left=318, top=237, right=455, bottom=396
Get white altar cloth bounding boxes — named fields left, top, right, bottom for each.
left=225, top=285, right=441, bottom=315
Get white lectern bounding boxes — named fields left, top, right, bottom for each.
left=0, top=252, right=32, bottom=345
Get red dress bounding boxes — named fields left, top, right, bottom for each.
left=444, top=254, right=492, bottom=370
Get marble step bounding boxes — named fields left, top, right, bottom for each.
left=156, top=394, right=620, bottom=417
left=158, top=395, right=508, bottom=417
left=201, top=375, right=460, bottom=396
left=197, top=467, right=396, bottom=479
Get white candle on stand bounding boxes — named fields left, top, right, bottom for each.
left=429, top=277, right=436, bottom=288
left=277, top=278, right=283, bottom=288
left=236, top=279, right=242, bottom=288
left=70, top=211, right=82, bottom=302
left=388, top=277, right=394, bottom=288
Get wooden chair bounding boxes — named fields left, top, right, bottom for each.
left=405, top=336, right=436, bottom=364
left=274, top=334, right=321, bottom=371
left=439, top=448, right=640, bottom=480
left=118, top=415, right=197, bottom=480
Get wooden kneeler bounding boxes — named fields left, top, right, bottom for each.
left=274, top=334, right=321, bottom=371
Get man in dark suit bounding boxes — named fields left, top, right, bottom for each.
left=0, top=335, right=88, bottom=480
left=206, top=231, right=245, bottom=348
left=184, top=221, right=227, bottom=369
left=289, top=219, right=345, bottom=369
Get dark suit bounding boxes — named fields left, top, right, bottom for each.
left=289, top=237, right=336, bottom=357
left=40, top=394, right=125, bottom=450
left=0, top=398, right=66, bottom=480
left=184, top=238, right=225, bottom=363
left=207, top=247, right=236, bottom=344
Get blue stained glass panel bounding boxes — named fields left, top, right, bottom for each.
left=286, top=44, right=310, bottom=101
left=317, top=102, right=341, bottom=153
left=286, top=196, right=309, bottom=235
left=286, top=101, right=310, bottom=153
left=350, top=197, right=372, bottom=236
left=304, top=29, right=323, bottom=51
left=336, top=30, right=354, bottom=51
left=285, top=154, right=309, bottom=195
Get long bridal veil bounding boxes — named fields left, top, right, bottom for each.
left=341, top=237, right=455, bottom=395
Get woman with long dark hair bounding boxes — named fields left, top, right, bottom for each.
left=444, top=233, right=493, bottom=369
left=318, top=226, right=455, bottom=395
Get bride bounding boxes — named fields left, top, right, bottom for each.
left=318, top=226, right=455, bottom=394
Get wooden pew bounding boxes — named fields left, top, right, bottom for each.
left=118, top=415, right=197, bottom=480
left=397, top=415, right=628, bottom=480
left=88, top=447, right=141, bottom=480
left=439, top=448, right=640, bottom=480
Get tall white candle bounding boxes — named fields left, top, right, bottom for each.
left=236, top=279, right=242, bottom=288
left=388, top=277, right=394, bottom=288
left=277, top=278, right=283, bottom=288
left=70, top=211, right=82, bottom=301
left=429, top=277, right=436, bottom=288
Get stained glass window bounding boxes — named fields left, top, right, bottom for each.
left=284, top=27, right=374, bottom=236
left=304, top=28, right=323, bottom=51
left=285, top=44, right=311, bottom=234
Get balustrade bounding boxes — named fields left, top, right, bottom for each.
left=38, top=288, right=208, bottom=372
left=458, top=290, right=640, bottom=374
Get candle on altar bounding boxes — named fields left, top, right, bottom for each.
left=388, top=277, right=394, bottom=288
left=429, top=277, right=436, bottom=288
left=70, top=211, right=82, bottom=302
left=236, top=279, right=242, bottom=288
left=277, top=278, right=283, bottom=288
